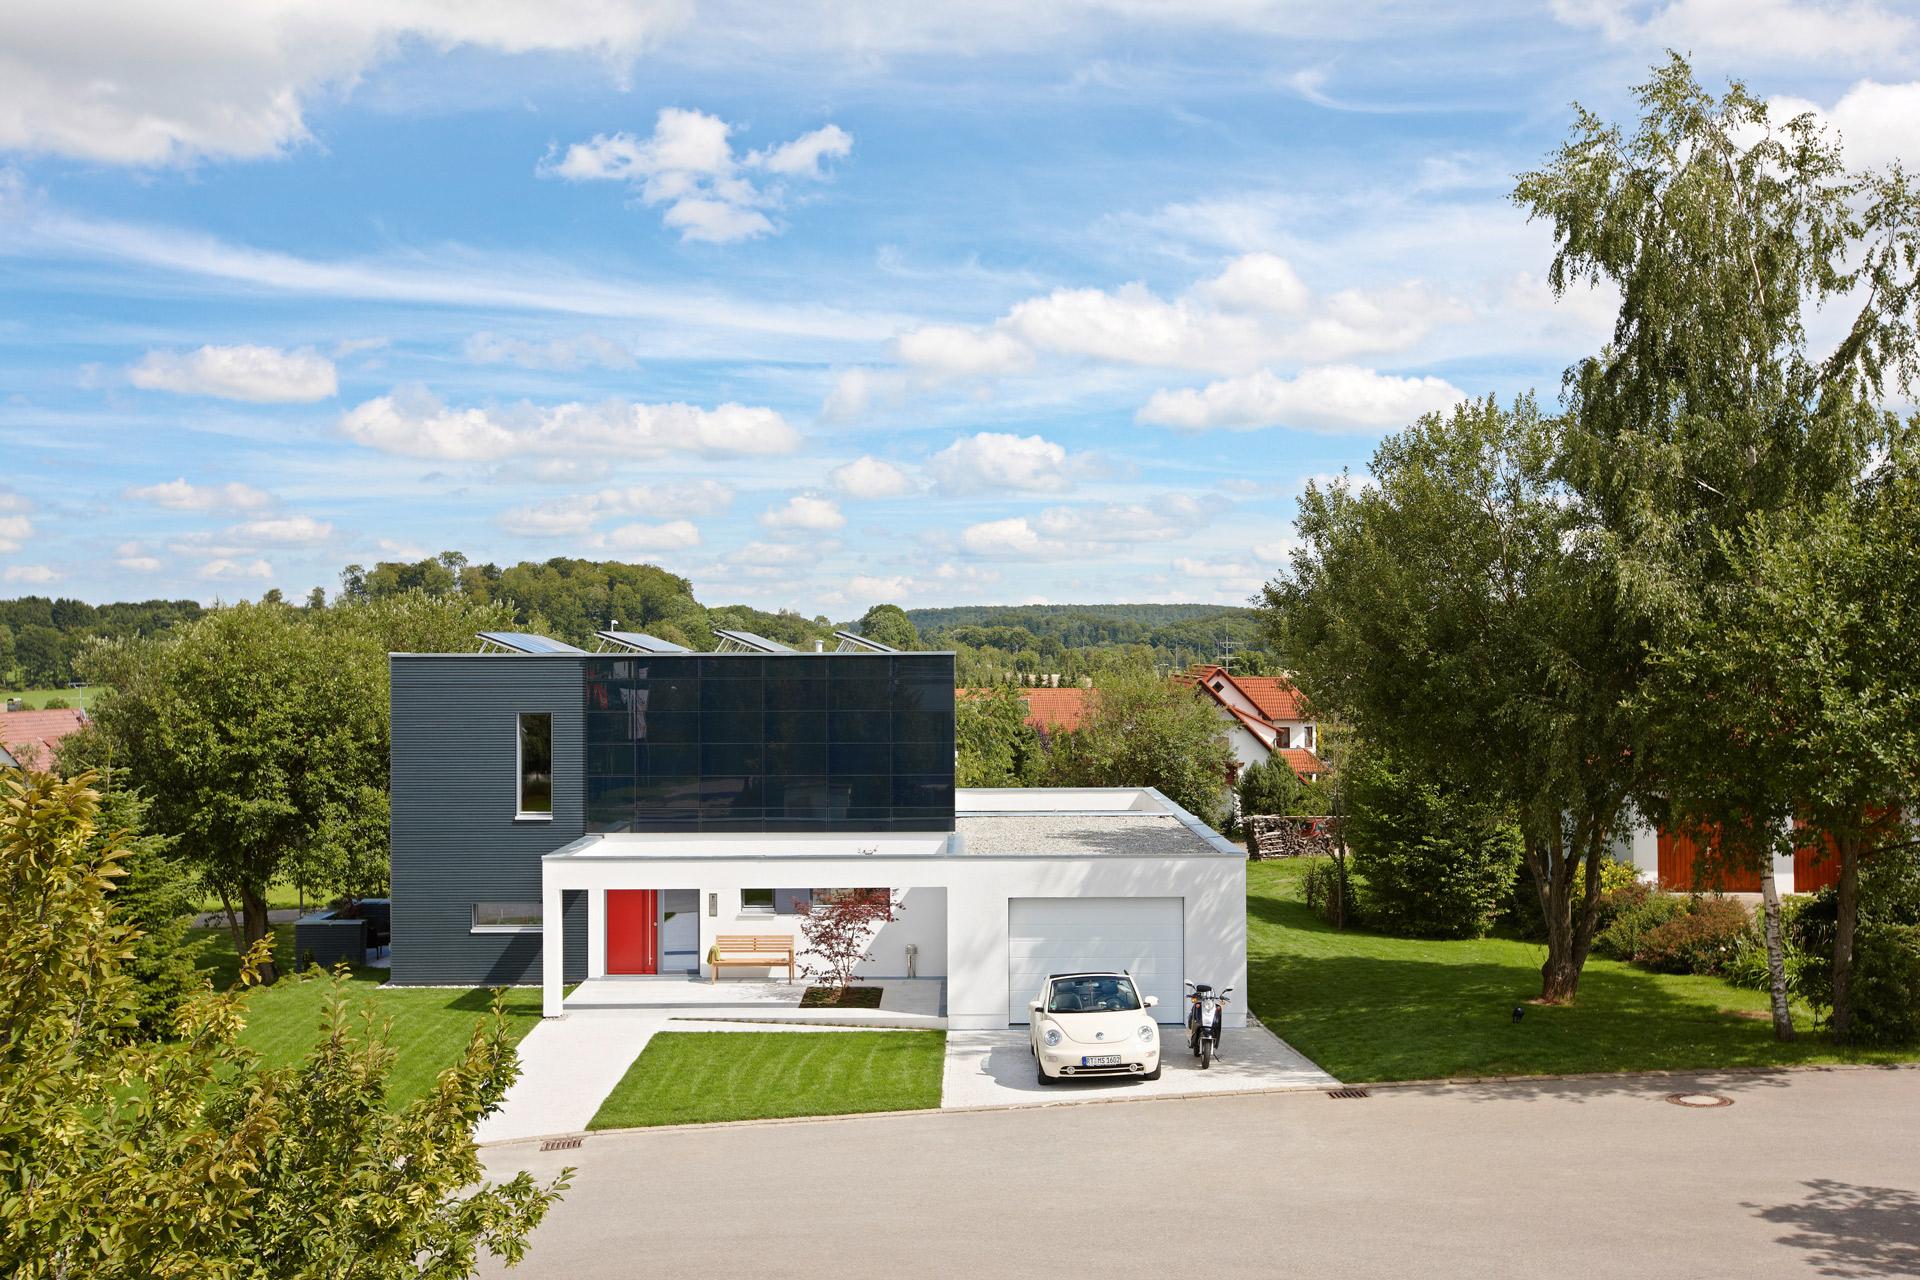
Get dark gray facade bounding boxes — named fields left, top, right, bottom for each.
left=389, top=655, right=588, bottom=986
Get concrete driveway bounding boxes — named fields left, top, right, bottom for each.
left=480, top=1065, right=1920, bottom=1280
left=941, top=1017, right=1336, bottom=1108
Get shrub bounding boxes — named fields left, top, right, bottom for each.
left=1846, top=924, right=1920, bottom=1046
left=1632, top=897, right=1751, bottom=976
left=1790, top=846, right=1920, bottom=1030
left=1507, top=855, right=1642, bottom=942
left=1592, top=890, right=1687, bottom=961
left=1302, top=858, right=1352, bottom=926
left=1343, top=746, right=1521, bottom=939
left=1723, top=896, right=1811, bottom=993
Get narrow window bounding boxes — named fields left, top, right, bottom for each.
left=518, top=712, right=552, bottom=816
left=1278, top=727, right=1290, bottom=749
left=473, top=903, right=542, bottom=932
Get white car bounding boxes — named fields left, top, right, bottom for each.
left=1029, top=971, right=1161, bottom=1084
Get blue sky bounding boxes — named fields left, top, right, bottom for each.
left=2, top=1, right=1916, bottom=611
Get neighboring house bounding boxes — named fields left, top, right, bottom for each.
left=0, top=707, right=88, bottom=771
left=1178, top=665, right=1323, bottom=783
left=988, top=685, right=1091, bottom=735
left=389, top=634, right=1247, bottom=1029
left=1616, top=814, right=1849, bottom=896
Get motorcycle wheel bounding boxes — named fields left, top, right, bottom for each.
left=1200, top=1036, right=1212, bottom=1070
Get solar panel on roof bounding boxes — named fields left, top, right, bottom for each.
left=712, top=628, right=796, bottom=654
left=833, top=629, right=897, bottom=654
left=595, top=630, right=691, bottom=654
left=475, top=631, right=587, bottom=655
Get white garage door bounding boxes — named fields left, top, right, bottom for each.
left=1008, top=897, right=1185, bottom=1024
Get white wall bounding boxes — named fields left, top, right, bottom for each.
left=545, top=853, right=1246, bottom=1029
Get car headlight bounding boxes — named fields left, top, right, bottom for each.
left=1043, top=1027, right=1062, bottom=1047
left=1137, top=1024, right=1156, bottom=1043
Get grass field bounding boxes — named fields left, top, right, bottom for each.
left=190, top=926, right=541, bottom=1108
left=1, top=685, right=104, bottom=709
left=588, top=1031, right=946, bottom=1130
left=1247, top=860, right=1915, bottom=1082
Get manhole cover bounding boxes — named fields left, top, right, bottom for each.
left=1665, top=1092, right=1733, bottom=1109
left=540, top=1136, right=584, bottom=1150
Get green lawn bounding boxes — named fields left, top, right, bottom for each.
left=588, top=1031, right=946, bottom=1130
left=1248, top=860, right=1917, bottom=1082
left=2, top=685, right=104, bottom=709
left=189, top=926, right=541, bottom=1108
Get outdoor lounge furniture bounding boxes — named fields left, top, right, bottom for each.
left=709, top=934, right=796, bottom=982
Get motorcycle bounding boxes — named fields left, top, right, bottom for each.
left=1184, top=980, right=1231, bottom=1069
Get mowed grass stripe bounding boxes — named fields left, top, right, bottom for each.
left=588, top=1030, right=946, bottom=1130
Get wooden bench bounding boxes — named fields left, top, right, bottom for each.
left=709, top=935, right=796, bottom=983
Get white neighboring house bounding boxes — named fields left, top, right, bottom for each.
left=1179, top=665, right=1324, bottom=785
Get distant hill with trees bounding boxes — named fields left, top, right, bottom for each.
left=908, top=603, right=1276, bottom=684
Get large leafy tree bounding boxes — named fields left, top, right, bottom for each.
left=80, top=592, right=517, bottom=979
left=1268, top=397, right=1647, bottom=1002
left=1516, top=54, right=1920, bottom=1034
left=955, top=685, right=1042, bottom=787
left=0, top=768, right=566, bottom=1278
left=1045, top=667, right=1234, bottom=825
left=857, top=603, right=919, bottom=651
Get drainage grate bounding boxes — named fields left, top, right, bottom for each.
left=1664, top=1092, right=1733, bottom=1109
left=540, top=1136, right=584, bottom=1151
left=1326, top=1087, right=1371, bottom=1099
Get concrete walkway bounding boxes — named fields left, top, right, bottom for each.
left=479, top=979, right=947, bottom=1144
left=940, top=1017, right=1337, bottom=1108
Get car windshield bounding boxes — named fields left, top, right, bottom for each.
left=1046, top=976, right=1141, bottom=1013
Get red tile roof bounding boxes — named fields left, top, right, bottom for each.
left=1229, top=676, right=1307, bottom=722
left=1276, top=747, right=1324, bottom=778
left=959, top=686, right=1092, bottom=732
left=0, top=707, right=88, bottom=770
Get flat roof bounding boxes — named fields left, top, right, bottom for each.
left=543, top=787, right=1240, bottom=861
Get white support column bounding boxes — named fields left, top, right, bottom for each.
left=588, top=887, right=607, bottom=978
left=542, top=874, right=565, bottom=1018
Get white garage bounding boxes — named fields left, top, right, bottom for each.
left=1008, top=896, right=1186, bottom=1024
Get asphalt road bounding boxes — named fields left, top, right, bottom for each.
left=480, top=1066, right=1920, bottom=1280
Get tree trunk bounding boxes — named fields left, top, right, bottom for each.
left=1758, top=856, right=1795, bottom=1042
left=1534, top=832, right=1583, bottom=1004
left=1831, top=836, right=1860, bottom=1038
left=239, top=881, right=279, bottom=985
left=217, top=885, right=244, bottom=964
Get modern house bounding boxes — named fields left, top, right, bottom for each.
left=1178, top=665, right=1323, bottom=784
left=389, top=632, right=1247, bottom=1030
left=1617, top=818, right=1844, bottom=895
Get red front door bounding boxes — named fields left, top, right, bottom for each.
left=606, top=889, right=659, bottom=974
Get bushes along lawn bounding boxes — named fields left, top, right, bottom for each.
left=1247, top=860, right=1916, bottom=1082
left=588, top=1031, right=945, bottom=1130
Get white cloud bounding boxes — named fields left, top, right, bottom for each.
left=230, top=515, right=334, bottom=544
left=828, top=455, right=916, bottom=499
left=925, top=432, right=1080, bottom=495
left=464, top=331, right=635, bottom=371
left=1771, top=81, right=1920, bottom=169
left=339, top=388, right=802, bottom=462
left=116, top=556, right=163, bottom=573
left=894, top=325, right=1033, bottom=377
left=760, top=494, right=846, bottom=532
left=545, top=108, right=852, bottom=243
left=1189, top=252, right=1310, bottom=314
left=959, top=495, right=1216, bottom=560
left=600, top=520, right=702, bottom=552
left=199, top=558, right=274, bottom=580
left=500, top=481, right=734, bottom=537
left=124, top=478, right=274, bottom=512
left=0, top=2, right=685, bottom=165
left=1554, top=0, right=1917, bottom=62
left=128, top=344, right=337, bottom=402
left=1137, top=365, right=1467, bottom=432
left=3, top=564, right=57, bottom=584
left=0, top=514, right=29, bottom=553
left=727, top=540, right=819, bottom=568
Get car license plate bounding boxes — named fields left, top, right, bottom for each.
left=1081, top=1054, right=1121, bottom=1067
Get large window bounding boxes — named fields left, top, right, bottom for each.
left=740, top=888, right=887, bottom=915
left=518, top=712, right=552, bottom=817
left=473, top=902, right=542, bottom=932
left=582, top=653, right=955, bottom=833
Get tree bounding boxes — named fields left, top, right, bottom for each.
left=0, top=768, right=567, bottom=1278
left=857, top=603, right=919, bottom=651
left=955, top=685, right=1042, bottom=786
left=1645, top=458, right=1920, bottom=1038
left=79, top=593, right=518, bottom=981
left=0, top=622, right=14, bottom=682
left=1343, top=743, right=1524, bottom=939
left=92, top=779, right=203, bottom=1038
left=1236, top=756, right=1325, bottom=819
left=14, top=623, right=63, bottom=687
left=1045, top=667, right=1234, bottom=826
left=1268, top=397, right=1647, bottom=1002
left=792, top=890, right=901, bottom=998
left=1517, top=54, right=1920, bottom=1034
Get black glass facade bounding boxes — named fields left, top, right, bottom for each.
left=582, top=653, right=956, bottom=832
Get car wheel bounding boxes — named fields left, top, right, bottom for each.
left=1036, top=1062, right=1056, bottom=1086
left=1143, top=1065, right=1161, bottom=1082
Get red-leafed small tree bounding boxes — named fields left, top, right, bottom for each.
left=792, top=889, right=900, bottom=993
